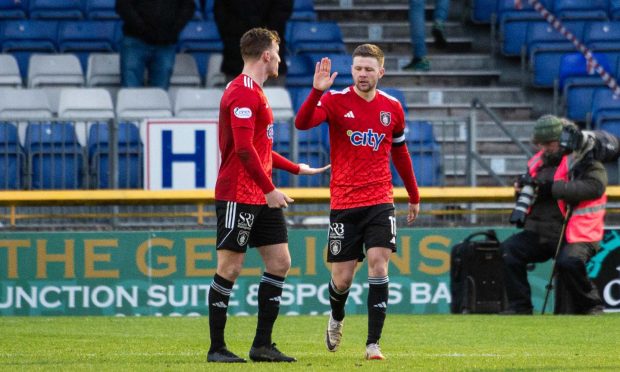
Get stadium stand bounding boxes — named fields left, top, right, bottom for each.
left=1, top=20, right=59, bottom=79
left=84, top=0, right=118, bottom=20
left=57, top=88, right=114, bottom=119
left=86, top=53, right=120, bottom=87
left=57, top=20, right=118, bottom=69
left=284, top=54, right=315, bottom=87
left=291, top=0, right=317, bottom=21
left=88, top=121, right=142, bottom=188
left=205, top=52, right=225, bottom=87
left=170, top=53, right=202, bottom=88
left=0, top=54, right=23, bottom=87
left=553, top=0, right=609, bottom=21
left=263, top=87, right=295, bottom=122
left=0, top=88, right=53, bottom=118
left=0, top=121, right=24, bottom=189
left=470, top=0, right=495, bottom=24
left=25, top=121, right=84, bottom=189
left=29, top=0, right=84, bottom=20
left=287, top=20, right=346, bottom=55
left=558, top=52, right=612, bottom=123
left=173, top=87, right=222, bottom=118
left=526, top=20, right=587, bottom=87
left=116, top=88, right=173, bottom=119
left=27, top=53, right=84, bottom=88
left=0, top=0, right=28, bottom=19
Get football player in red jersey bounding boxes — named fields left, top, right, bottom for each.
left=207, top=28, right=329, bottom=363
left=295, top=44, right=420, bottom=360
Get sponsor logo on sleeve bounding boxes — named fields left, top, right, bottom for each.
left=234, top=107, right=252, bottom=119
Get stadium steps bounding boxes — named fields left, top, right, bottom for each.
left=315, top=0, right=437, bottom=22
left=315, top=0, right=551, bottom=186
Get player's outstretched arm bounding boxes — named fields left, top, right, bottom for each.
left=298, top=163, right=331, bottom=175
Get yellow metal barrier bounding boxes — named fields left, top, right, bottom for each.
left=1, top=186, right=620, bottom=206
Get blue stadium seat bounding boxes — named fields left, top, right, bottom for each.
left=84, top=0, right=118, bottom=20
left=25, top=121, right=84, bottom=189
left=88, top=122, right=142, bottom=188
left=291, top=0, right=317, bottom=21
left=599, top=119, right=620, bottom=137
left=272, top=120, right=329, bottom=187
left=1, top=20, right=59, bottom=79
left=289, top=86, right=311, bottom=113
left=178, top=20, right=223, bottom=53
left=559, top=52, right=611, bottom=122
left=611, top=0, right=620, bottom=20
left=285, top=54, right=314, bottom=87
left=0, top=121, right=24, bottom=189
left=496, top=0, right=550, bottom=57
left=380, top=87, right=409, bottom=115
left=553, top=0, right=609, bottom=21
left=191, top=0, right=203, bottom=20
left=0, top=0, right=28, bottom=19
left=470, top=0, right=495, bottom=24
left=526, top=20, right=586, bottom=87
left=288, top=21, right=346, bottom=55
left=591, top=88, right=620, bottom=128
left=58, top=21, right=118, bottom=70
left=29, top=0, right=84, bottom=19
left=392, top=120, right=442, bottom=186
left=204, top=0, right=214, bottom=20
left=584, top=21, right=620, bottom=52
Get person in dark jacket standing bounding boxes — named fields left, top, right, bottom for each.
left=214, top=0, right=292, bottom=83
left=501, top=115, right=606, bottom=315
left=116, top=0, right=195, bottom=89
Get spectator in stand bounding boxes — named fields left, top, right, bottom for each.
left=214, top=0, right=293, bottom=84
left=116, top=0, right=195, bottom=89
left=403, top=0, right=450, bottom=71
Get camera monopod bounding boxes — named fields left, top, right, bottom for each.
left=541, top=206, right=572, bottom=315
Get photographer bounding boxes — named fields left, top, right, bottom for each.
left=501, top=115, right=606, bottom=315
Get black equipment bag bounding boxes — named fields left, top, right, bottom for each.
left=450, top=230, right=506, bottom=314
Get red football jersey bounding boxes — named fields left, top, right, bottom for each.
left=215, top=75, right=274, bottom=204
left=319, top=86, right=406, bottom=209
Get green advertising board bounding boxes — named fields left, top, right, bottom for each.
left=2, top=227, right=617, bottom=316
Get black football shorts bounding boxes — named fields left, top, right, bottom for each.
left=215, top=200, right=288, bottom=252
left=327, top=203, right=397, bottom=262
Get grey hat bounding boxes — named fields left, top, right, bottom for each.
left=533, top=115, right=563, bottom=143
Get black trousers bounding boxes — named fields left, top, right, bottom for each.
left=501, top=230, right=602, bottom=314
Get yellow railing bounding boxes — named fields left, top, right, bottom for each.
left=2, top=187, right=619, bottom=227
left=2, top=186, right=620, bottom=205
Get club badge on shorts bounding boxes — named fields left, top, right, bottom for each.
left=329, top=240, right=342, bottom=255
left=380, top=111, right=391, bottom=126
left=237, top=230, right=250, bottom=246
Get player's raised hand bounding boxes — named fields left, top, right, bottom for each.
left=313, top=57, right=338, bottom=92
left=298, top=163, right=331, bottom=175
left=265, top=188, right=294, bottom=208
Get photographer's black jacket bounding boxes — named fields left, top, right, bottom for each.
left=525, top=153, right=607, bottom=243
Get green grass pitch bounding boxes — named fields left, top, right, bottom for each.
left=1, top=314, right=619, bottom=371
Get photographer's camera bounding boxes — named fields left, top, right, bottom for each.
left=509, top=175, right=537, bottom=228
